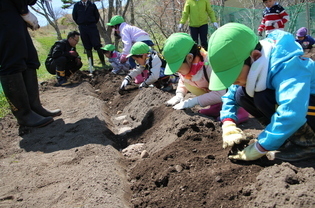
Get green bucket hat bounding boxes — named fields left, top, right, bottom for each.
left=126, top=42, right=150, bottom=58
left=101, top=44, right=115, bottom=51
left=208, top=23, right=258, bottom=91
left=107, top=15, right=125, bottom=26
left=162, top=33, right=195, bottom=75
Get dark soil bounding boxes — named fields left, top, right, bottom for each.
left=1, top=69, right=315, bottom=208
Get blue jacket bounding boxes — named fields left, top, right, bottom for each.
left=221, top=30, right=315, bottom=151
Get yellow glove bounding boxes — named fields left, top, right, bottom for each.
left=228, top=142, right=267, bottom=161
left=222, top=121, right=246, bottom=148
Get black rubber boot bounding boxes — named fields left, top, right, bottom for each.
left=86, top=49, right=94, bottom=66
left=22, top=69, right=61, bottom=117
left=267, top=123, right=315, bottom=161
left=0, top=73, right=53, bottom=127
left=268, top=141, right=315, bottom=162
left=97, top=49, right=106, bottom=67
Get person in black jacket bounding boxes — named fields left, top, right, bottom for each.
left=45, top=31, right=83, bottom=86
left=0, top=0, right=60, bottom=128
left=72, top=0, right=105, bottom=68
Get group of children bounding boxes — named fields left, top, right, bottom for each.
left=101, top=0, right=315, bottom=162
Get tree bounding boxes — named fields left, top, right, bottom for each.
left=31, top=0, right=63, bottom=40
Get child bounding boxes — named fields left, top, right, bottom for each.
left=162, top=33, right=249, bottom=123
left=119, top=42, right=174, bottom=91
left=208, top=23, right=315, bottom=162
left=258, top=0, right=289, bottom=36
left=107, top=15, right=154, bottom=69
left=101, top=44, right=130, bottom=75
left=295, top=27, right=315, bottom=54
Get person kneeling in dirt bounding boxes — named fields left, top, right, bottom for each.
left=101, top=44, right=130, bottom=75
left=208, top=23, right=315, bottom=162
left=119, top=42, right=175, bottom=91
left=45, top=31, right=83, bottom=86
left=162, top=33, right=249, bottom=123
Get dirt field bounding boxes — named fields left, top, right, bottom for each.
left=1, top=69, right=315, bottom=208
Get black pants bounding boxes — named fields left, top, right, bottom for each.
left=235, top=86, right=315, bottom=131
left=78, top=24, right=102, bottom=50
left=47, top=56, right=82, bottom=77
left=189, top=24, right=208, bottom=50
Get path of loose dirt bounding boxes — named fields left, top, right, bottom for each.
left=1, top=70, right=315, bottom=208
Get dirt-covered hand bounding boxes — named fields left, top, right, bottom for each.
left=120, top=75, right=131, bottom=90
left=228, top=142, right=267, bottom=161
left=165, top=93, right=184, bottom=106
left=222, top=121, right=246, bottom=148
left=21, top=12, right=39, bottom=31
left=173, top=97, right=199, bottom=110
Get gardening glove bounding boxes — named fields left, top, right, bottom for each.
left=213, top=22, right=219, bottom=29
left=120, top=54, right=128, bottom=64
left=139, top=82, right=149, bottom=89
left=120, top=75, right=132, bottom=90
left=222, top=121, right=246, bottom=149
left=173, top=97, right=199, bottom=110
left=21, top=12, right=40, bottom=31
left=228, top=142, right=267, bottom=161
left=258, top=31, right=262, bottom=36
left=165, top=93, right=184, bottom=106
left=178, top=24, right=183, bottom=31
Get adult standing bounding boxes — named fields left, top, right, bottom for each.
left=178, top=0, right=219, bottom=50
left=0, top=0, right=60, bottom=127
left=72, top=0, right=105, bottom=68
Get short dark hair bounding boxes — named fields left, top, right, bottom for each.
left=131, top=54, right=143, bottom=58
left=67, top=31, right=80, bottom=39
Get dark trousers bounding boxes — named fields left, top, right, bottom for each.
left=129, top=40, right=155, bottom=69
left=0, top=0, right=40, bottom=75
left=78, top=24, right=102, bottom=50
left=48, top=56, right=82, bottom=77
left=189, top=24, right=208, bottom=50
left=235, top=86, right=315, bottom=131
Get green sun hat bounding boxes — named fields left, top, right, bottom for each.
left=208, top=23, right=258, bottom=91
left=107, top=15, right=125, bottom=26
left=162, top=33, right=195, bottom=75
left=126, top=42, right=150, bottom=58
left=101, top=44, right=115, bottom=51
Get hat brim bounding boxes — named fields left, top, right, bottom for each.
left=126, top=54, right=133, bottom=58
left=164, top=58, right=183, bottom=75
left=107, top=23, right=114, bottom=26
left=209, top=62, right=243, bottom=91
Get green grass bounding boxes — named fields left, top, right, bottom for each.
left=0, top=34, right=107, bottom=118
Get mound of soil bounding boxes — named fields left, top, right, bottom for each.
left=1, top=70, right=315, bottom=208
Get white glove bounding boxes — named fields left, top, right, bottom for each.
left=173, top=97, right=199, bottom=110
left=165, top=93, right=184, bottom=106
left=139, top=82, right=149, bottom=89
left=213, top=22, right=219, bottom=29
left=21, top=12, right=39, bottom=31
left=222, top=121, right=246, bottom=149
left=178, top=24, right=183, bottom=31
left=120, top=75, right=132, bottom=90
